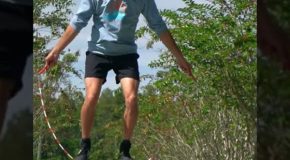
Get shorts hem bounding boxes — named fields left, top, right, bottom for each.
left=84, top=76, right=107, bottom=84
left=116, top=75, right=140, bottom=84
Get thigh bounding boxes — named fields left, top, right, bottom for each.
left=112, top=54, right=140, bottom=84
left=120, top=77, right=139, bottom=99
left=84, top=77, right=104, bottom=100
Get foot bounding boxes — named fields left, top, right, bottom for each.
left=119, top=140, right=132, bottom=160
left=120, top=152, right=132, bottom=160
left=75, top=138, right=91, bottom=160
left=75, top=149, right=89, bottom=160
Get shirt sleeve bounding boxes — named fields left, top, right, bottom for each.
left=141, top=0, right=168, bottom=36
left=69, top=0, right=94, bottom=32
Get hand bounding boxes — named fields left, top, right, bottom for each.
left=38, top=50, right=59, bottom=74
left=44, top=51, right=59, bottom=70
left=176, top=58, right=196, bottom=81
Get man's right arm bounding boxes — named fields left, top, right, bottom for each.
left=44, top=25, right=78, bottom=69
left=44, top=0, right=95, bottom=69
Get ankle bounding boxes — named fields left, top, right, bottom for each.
left=81, top=138, right=91, bottom=151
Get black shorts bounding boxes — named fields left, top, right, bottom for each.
left=85, top=51, right=140, bottom=84
left=0, top=2, right=32, bottom=97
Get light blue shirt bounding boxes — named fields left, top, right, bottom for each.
left=70, top=0, right=168, bottom=56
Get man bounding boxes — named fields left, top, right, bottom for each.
left=0, top=0, right=32, bottom=135
left=44, top=0, right=193, bottom=159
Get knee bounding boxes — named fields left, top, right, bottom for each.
left=124, top=94, right=138, bottom=107
left=84, top=94, right=98, bottom=106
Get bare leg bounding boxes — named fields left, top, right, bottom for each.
left=81, top=77, right=103, bottom=139
left=120, top=77, right=139, bottom=140
left=0, top=79, right=15, bottom=133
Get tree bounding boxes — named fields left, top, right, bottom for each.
left=134, top=0, right=256, bottom=159
left=33, top=0, right=83, bottom=159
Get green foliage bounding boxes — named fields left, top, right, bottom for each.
left=33, top=0, right=83, bottom=159
left=135, top=0, right=256, bottom=159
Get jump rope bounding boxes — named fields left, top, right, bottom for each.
left=37, top=66, right=74, bottom=159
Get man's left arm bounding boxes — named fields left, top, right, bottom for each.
left=159, top=31, right=195, bottom=79
left=141, top=0, right=194, bottom=79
